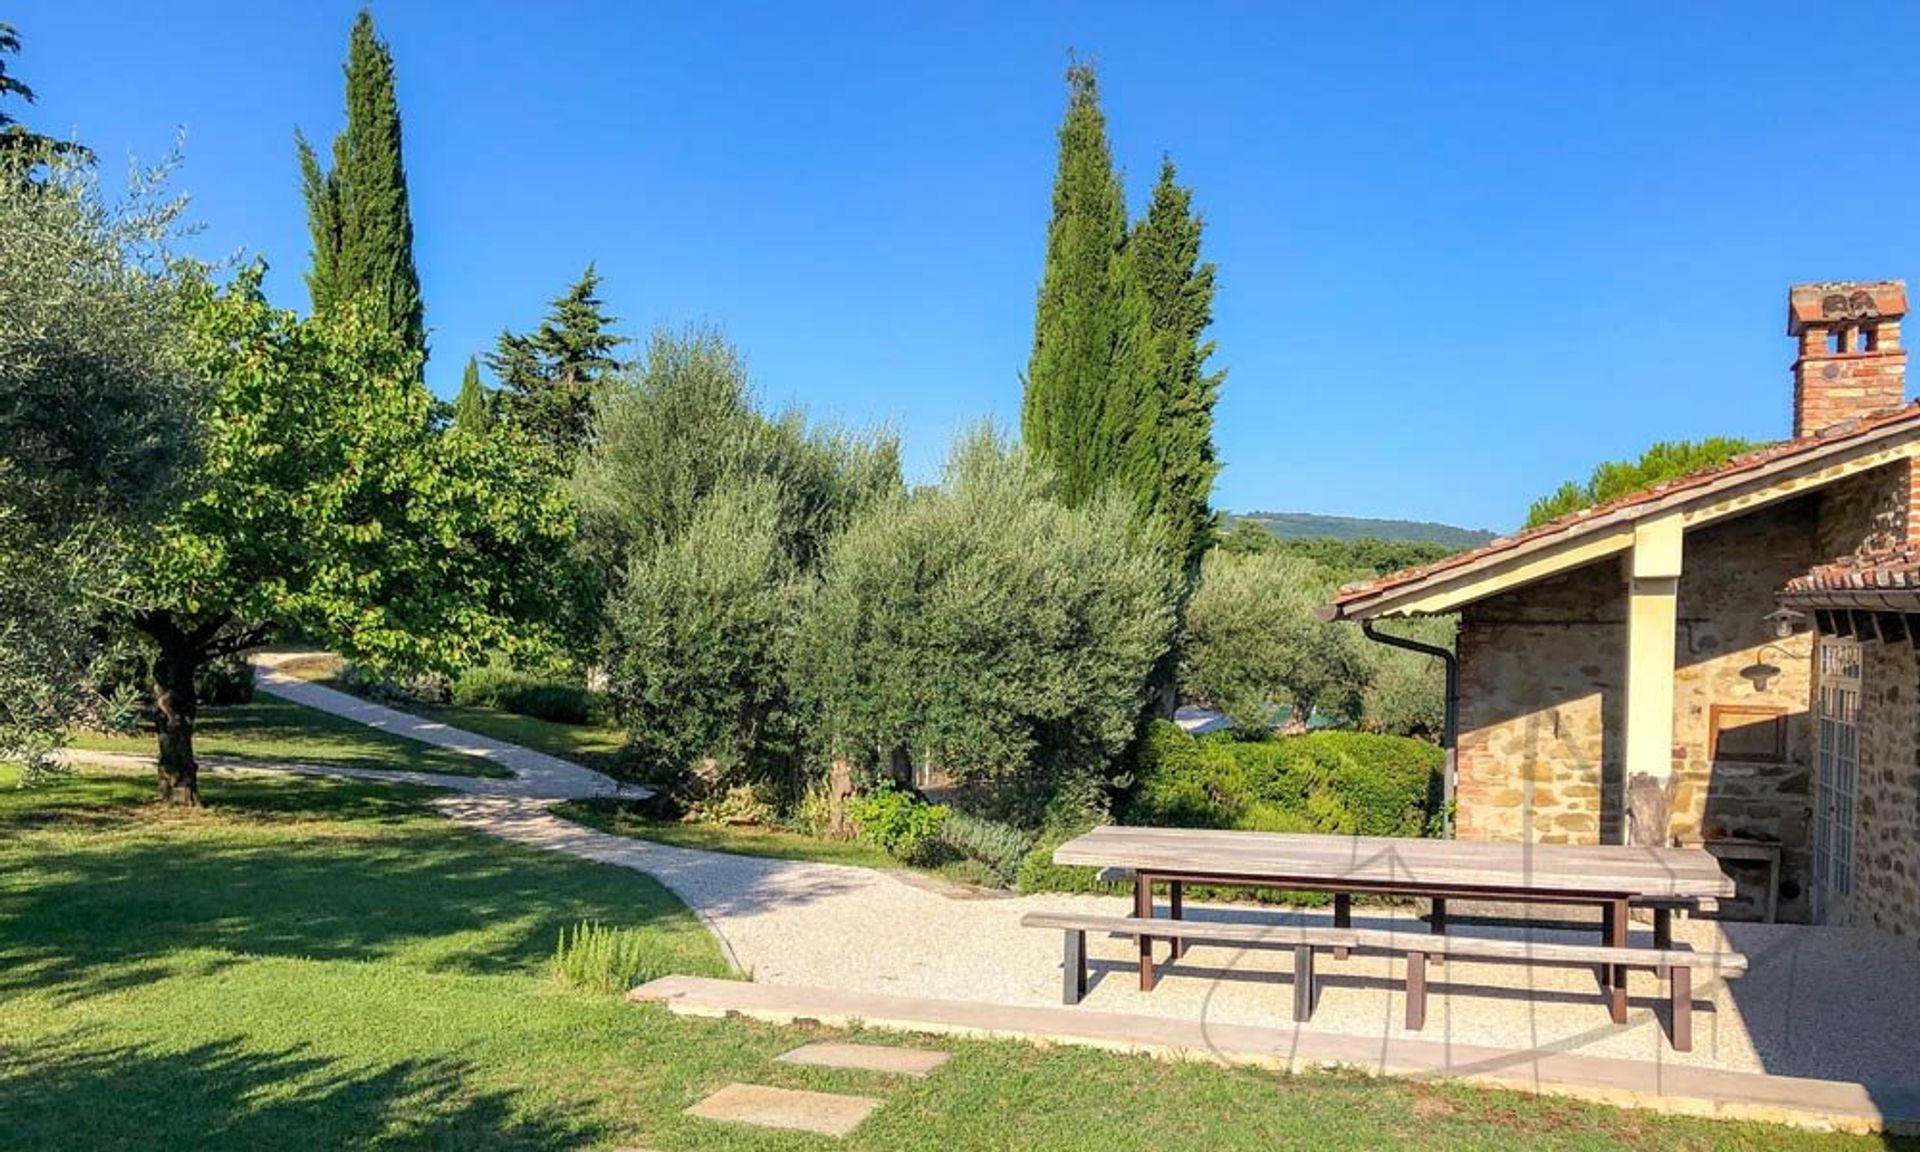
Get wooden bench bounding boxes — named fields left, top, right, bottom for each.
left=1022, top=911, right=1746, bottom=1051
left=1021, top=911, right=1357, bottom=1022
left=1345, top=927, right=1748, bottom=1051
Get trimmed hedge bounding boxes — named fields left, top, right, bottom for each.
left=451, top=666, right=598, bottom=725
left=1127, top=721, right=1443, bottom=840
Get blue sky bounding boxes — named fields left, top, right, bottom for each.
left=15, top=2, right=1920, bottom=531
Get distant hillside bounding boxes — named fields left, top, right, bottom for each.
left=1229, top=511, right=1497, bottom=550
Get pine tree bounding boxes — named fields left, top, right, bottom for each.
left=0, top=22, right=91, bottom=171
left=452, top=355, right=492, bottom=433
left=1021, top=61, right=1129, bottom=506
left=1122, top=157, right=1223, bottom=578
left=488, top=265, right=626, bottom=459
left=297, top=9, right=425, bottom=364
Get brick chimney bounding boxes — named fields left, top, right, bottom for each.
left=1788, top=280, right=1908, bottom=439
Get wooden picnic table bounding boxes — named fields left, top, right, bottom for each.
left=1053, top=825, right=1737, bottom=1023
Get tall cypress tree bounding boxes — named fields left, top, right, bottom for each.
left=1021, top=61, right=1129, bottom=506
left=452, top=355, right=491, bottom=433
left=1121, top=157, right=1223, bottom=578
left=486, top=265, right=626, bottom=460
left=297, top=9, right=425, bottom=364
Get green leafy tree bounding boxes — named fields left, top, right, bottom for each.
left=1181, top=549, right=1371, bottom=733
left=120, top=268, right=571, bottom=804
left=1114, top=157, right=1223, bottom=576
left=1357, top=615, right=1454, bottom=740
left=1525, top=437, right=1760, bottom=527
left=1021, top=61, right=1129, bottom=506
left=0, top=22, right=91, bottom=174
left=1, top=154, right=198, bottom=774
left=579, top=329, right=898, bottom=775
left=453, top=354, right=491, bottom=433
left=489, top=265, right=627, bottom=459
left=791, top=427, right=1177, bottom=821
left=606, top=477, right=798, bottom=782
left=297, top=8, right=424, bottom=363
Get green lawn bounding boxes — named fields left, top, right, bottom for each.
left=0, top=766, right=1905, bottom=1151
left=274, top=651, right=629, bottom=773
left=65, top=696, right=511, bottom=778
left=555, top=797, right=906, bottom=871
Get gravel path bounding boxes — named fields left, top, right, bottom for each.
left=248, top=650, right=642, bottom=801
left=164, top=653, right=1920, bottom=1092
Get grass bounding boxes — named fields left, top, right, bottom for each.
left=554, top=797, right=907, bottom=870
left=0, top=765, right=1908, bottom=1151
left=275, top=651, right=630, bottom=774
left=64, top=697, right=511, bottom=779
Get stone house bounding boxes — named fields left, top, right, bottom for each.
left=1323, top=280, right=1920, bottom=940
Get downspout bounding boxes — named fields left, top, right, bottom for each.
left=1361, top=619, right=1459, bottom=838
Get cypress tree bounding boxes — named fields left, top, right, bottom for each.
left=1123, top=157, right=1223, bottom=578
left=487, top=265, right=627, bottom=459
left=1021, top=61, right=1129, bottom=506
left=297, top=9, right=425, bottom=364
left=452, top=355, right=491, bottom=433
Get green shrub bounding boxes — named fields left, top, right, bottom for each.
left=1014, top=815, right=1129, bottom=895
left=452, top=665, right=597, bottom=724
left=849, top=784, right=949, bottom=864
left=937, top=811, right=1037, bottom=886
left=193, top=655, right=257, bottom=706
left=340, top=661, right=451, bottom=707
left=1127, top=722, right=1442, bottom=840
left=685, top=781, right=781, bottom=827
left=550, top=920, right=677, bottom=994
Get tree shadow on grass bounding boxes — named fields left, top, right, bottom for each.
left=0, top=1033, right=601, bottom=1151
left=0, top=775, right=728, bottom=1004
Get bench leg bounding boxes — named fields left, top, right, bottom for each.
left=1429, top=897, right=1446, bottom=966
left=1135, top=875, right=1156, bottom=992
left=1653, top=906, right=1672, bottom=979
left=1333, top=893, right=1351, bottom=960
left=1293, top=945, right=1314, bottom=1022
left=1405, top=950, right=1427, bottom=1031
left=1606, top=897, right=1628, bottom=1025
left=1169, top=881, right=1186, bottom=962
left=1670, top=965, right=1692, bottom=1052
left=1064, top=929, right=1087, bottom=1005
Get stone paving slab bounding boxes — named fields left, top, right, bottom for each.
left=634, top=976, right=1920, bottom=1135
left=777, top=1041, right=950, bottom=1076
left=686, top=1083, right=880, bottom=1137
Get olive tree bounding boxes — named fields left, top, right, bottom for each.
left=791, top=427, right=1177, bottom=821
left=0, top=154, right=200, bottom=775
left=1181, top=549, right=1371, bottom=733
left=584, top=329, right=898, bottom=787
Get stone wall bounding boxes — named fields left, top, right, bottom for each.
left=1843, top=636, right=1920, bottom=945
left=1450, top=467, right=1916, bottom=921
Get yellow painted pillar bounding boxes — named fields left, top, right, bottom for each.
left=1622, top=514, right=1683, bottom=844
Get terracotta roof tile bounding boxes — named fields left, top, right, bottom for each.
left=1783, top=547, right=1920, bottom=594
left=1329, top=401, right=1920, bottom=614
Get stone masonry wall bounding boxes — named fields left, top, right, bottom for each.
left=1852, top=638, right=1920, bottom=945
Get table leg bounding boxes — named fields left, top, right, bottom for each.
left=1168, top=880, right=1186, bottom=961
left=1405, top=950, right=1427, bottom=1031
left=1333, top=892, right=1351, bottom=960
left=1135, top=874, right=1155, bottom=992
left=1606, top=896, right=1628, bottom=1025
left=1429, top=896, right=1447, bottom=966
left=1597, top=902, right=1616, bottom=987
left=1653, top=906, right=1672, bottom=979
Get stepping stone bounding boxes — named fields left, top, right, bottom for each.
left=777, top=1041, right=951, bottom=1077
left=686, top=1083, right=880, bottom=1137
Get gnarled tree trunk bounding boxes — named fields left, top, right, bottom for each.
left=149, top=623, right=202, bottom=806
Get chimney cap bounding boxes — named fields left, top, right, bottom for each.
left=1788, top=280, right=1907, bottom=336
